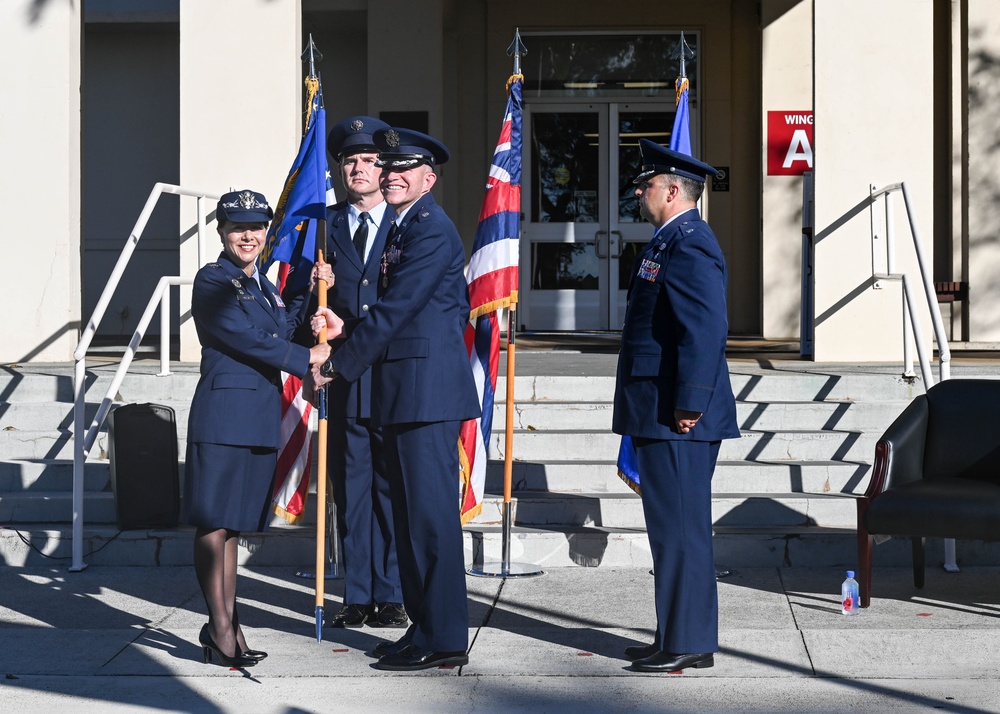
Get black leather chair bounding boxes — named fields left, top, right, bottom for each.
left=857, top=379, right=1000, bottom=607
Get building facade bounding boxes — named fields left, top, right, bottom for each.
left=3, top=0, right=997, bottom=363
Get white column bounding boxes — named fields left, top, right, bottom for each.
left=178, top=0, right=302, bottom=361
left=0, top=2, right=82, bottom=362
left=812, top=0, right=934, bottom=362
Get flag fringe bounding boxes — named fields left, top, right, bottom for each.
left=617, top=469, right=642, bottom=496
left=469, top=292, right=517, bottom=321
left=272, top=501, right=306, bottom=525
left=506, top=73, right=524, bottom=96
left=460, top=502, right=483, bottom=526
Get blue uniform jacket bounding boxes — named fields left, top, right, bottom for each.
left=188, top=252, right=311, bottom=449
left=612, top=209, right=739, bottom=442
left=330, top=193, right=481, bottom=426
left=323, top=202, right=392, bottom=419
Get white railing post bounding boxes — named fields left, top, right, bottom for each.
left=70, top=358, right=88, bottom=572
left=159, top=284, right=171, bottom=377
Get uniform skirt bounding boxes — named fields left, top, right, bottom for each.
left=183, top=442, right=277, bottom=532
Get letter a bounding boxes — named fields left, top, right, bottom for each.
left=783, top=129, right=813, bottom=169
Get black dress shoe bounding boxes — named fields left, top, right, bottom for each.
left=624, top=642, right=660, bottom=661
left=373, top=627, right=414, bottom=657
left=631, top=651, right=714, bottom=672
left=330, top=604, right=376, bottom=628
left=375, top=602, right=408, bottom=627
left=374, top=644, right=468, bottom=671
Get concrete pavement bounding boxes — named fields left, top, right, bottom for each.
left=1, top=563, right=999, bottom=713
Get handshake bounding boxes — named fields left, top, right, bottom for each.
left=303, top=306, right=344, bottom=402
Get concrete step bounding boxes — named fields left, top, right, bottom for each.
left=492, top=399, right=905, bottom=432
left=0, top=456, right=870, bottom=499
left=1, top=364, right=933, bottom=406
left=0, top=459, right=112, bottom=492
left=472, top=491, right=860, bottom=529
left=1, top=401, right=192, bottom=433
left=0, top=521, right=919, bottom=569
left=0, top=491, right=116, bottom=524
left=492, top=429, right=879, bottom=463
left=488, top=459, right=872, bottom=494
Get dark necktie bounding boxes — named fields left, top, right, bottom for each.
left=353, top=212, right=369, bottom=261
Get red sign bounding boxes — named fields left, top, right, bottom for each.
left=767, top=111, right=813, bottom=176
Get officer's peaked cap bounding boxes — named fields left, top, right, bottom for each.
left=374, top=128, right=450, bottom=170
left=328, top=116, right=391, bottom=160
left=633, top=139, right=719, bottom=184
left=217, top=189, right=273, bottom=224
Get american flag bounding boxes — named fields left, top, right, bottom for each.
left=259, top=77, right=330, bottom=523
left=459, top=77, right=523, bottom=524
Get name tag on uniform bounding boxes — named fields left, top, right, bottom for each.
left=637, top=258, right=660, bottom=282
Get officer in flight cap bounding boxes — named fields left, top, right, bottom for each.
left=613, top=139, right=739, bottom=674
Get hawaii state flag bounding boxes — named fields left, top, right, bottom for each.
left=459, top=76, right=523, bottom=524
left=616, top=71, right=692, bottom=496
left=260, top=76, right=330, bottom=523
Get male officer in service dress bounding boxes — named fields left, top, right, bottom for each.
left=313, top=116, right=406, bottom=630
left=311, top=128, right=480, bottom=671
left=613, top=140, right=739, bottom=673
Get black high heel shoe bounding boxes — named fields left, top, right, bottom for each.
left=199, top=624, right=256, bottom=668
left=241, top=648, right=268, bottom=662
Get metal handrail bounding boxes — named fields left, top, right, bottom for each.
left=869, top=181, right=951, bottom=386
left=868, top=181, right=957, bottom=572
left=70, top=183, right=219, bottom=571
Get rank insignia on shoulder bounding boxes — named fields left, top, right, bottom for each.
left=637, top=258, right=661, bottom=282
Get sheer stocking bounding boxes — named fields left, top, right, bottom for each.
left=194, top=527, right=241, bottom=658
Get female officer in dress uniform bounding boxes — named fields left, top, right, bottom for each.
left=185, top=189, right=338, bottom=667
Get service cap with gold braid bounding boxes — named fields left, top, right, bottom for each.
left=374, top=128, right=450, bottom=170
left=633, top=138, right=720, bottom=184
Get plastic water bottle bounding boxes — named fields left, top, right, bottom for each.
left=841, top=570, right=859, bottom=615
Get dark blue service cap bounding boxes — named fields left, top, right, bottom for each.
left=633, top=139, right=720, bottom=184
left=373, top=127, right=450, bottom=170
left=328, top=115, right=391, bottom=160
left=217, top=189, right=273, bottom=223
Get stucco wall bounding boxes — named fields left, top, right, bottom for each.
left=812, top=0, right=934, bottom=362
left=1, top=1, right=82, bottom=362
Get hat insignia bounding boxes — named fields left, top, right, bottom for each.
left=385, top=130, right=400, bottom=148
left=350, top=119, right=364, bottom=132
left=238, top=191, right=256, bottom=209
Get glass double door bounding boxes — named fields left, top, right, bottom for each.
left=520, top=102, right=678, bottom=331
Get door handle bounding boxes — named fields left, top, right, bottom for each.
left=610, top=230, right=624, bottom=258
left=594, top=229, right=608, bottom=258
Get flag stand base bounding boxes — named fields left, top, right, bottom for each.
left=467, top=501, right=543, bottom=578
left=294, top=564, right=342, bottom=580
left=467, top=561, right=543, bottom=578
